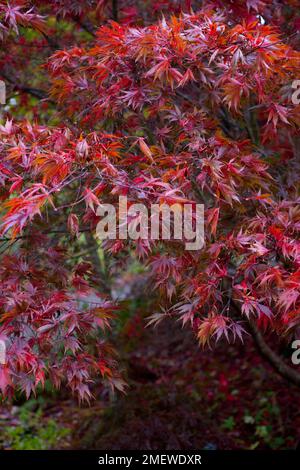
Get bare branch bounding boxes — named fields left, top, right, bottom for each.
left=248, top=319, right=300, bottom=387
left=231, top=300, right=300, bottom=387
left=72, top=16, right=96, bottom=37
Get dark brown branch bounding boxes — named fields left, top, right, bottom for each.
left=41, top=32, right=60, bottom=50
left=231, top=300, right=300, bottom=387
left=247, top=319, right=300, bottom=387
left=0, top=228, right=91, bottom=242
left=72, top=16, right=96, bottom=37
left=1, top=72, right=52, bottom=102
left=17, top=86, right=47, bottom=100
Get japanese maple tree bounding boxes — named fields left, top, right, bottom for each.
left=0, top=0, right=299, bottom=400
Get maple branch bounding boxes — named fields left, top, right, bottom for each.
left=247, top=320, right=300, bottom=387
left=17, top=86, right=47, bottom=100
left=1, top=71, right=51, bottom=102
left=176, top=90, right=195, bottom=105
left=41, top=32, right=60, bottom=51
left=218, top=106, right=243, bottom=140
left=70, top=247, right=98, bottom=260
left=0, top=228, right=91, bottom=242
left=72, top=16, right=96, bottom=37
left=231, top=301, right=300, bottom=387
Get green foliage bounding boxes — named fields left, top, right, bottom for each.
left=243, top=392, right=286, bottom=449
left=221, top=416, right=235, bottom=431
left=3, top=404, right=70, bottom=450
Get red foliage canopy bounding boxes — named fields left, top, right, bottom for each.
left=0, top=0, right=299, bottom=400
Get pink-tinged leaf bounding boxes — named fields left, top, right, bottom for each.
left=0, top=366, right=11, bottom=393
left=67, top=213, right=79, bottom=237
left=257, top=303, right=273, bottom=319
